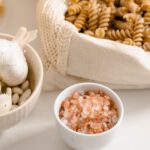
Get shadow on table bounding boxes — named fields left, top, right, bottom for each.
left=115, top=88, right=150, bottom=116
left=3, top=124, right=72, bottom=150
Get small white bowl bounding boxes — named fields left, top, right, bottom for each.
left=0, top=33, right=43, bottom=131
left=54, top=82, right=124, bottom=150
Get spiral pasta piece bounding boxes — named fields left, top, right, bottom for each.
left=83, top=22, right=89, bottom=31
left=70, top=0, right=81, bottom=3
left=133, top=18, right=144, bottom=46
left=107, top=29, right=132, bottom=40
left=120, top=0, right=140, bottom=13
left=109, top=3, right=116, bottom=21
left=114, top=20, right=133, bottom=30
left=141, top=0, right=150, bottom=11
left=95, top=28, right=105, bottom=38
left=65, top=15, right=77, bottom=23
left=144, top=28, right=150, bottom=37
left=88, top=1, right=100, bottom=31
left=144, top=11, right=150, bottom=25
left=84, top=30, right=95, bottom=36
left=115, top=7, right=128, bottom=17
left=123, top=13, right=141, bottom=23
left=68, top=1, right=88, bottom=15
left=97, top=0, right=107, bottom=9
left=143, top=42, right=150, bottom=51
left=99, top=7, right=111, bottom=31
left=123, top=38, right=135, bottom=45
left=135, top=0, right=143, bottom=4
left=143, top=27, right=150, bottom=42
left=74, top=6, right=88, bottom=30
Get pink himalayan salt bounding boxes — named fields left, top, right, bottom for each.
left=59, top=90, right=119, bottom=134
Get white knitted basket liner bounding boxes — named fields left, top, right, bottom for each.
left=37, top=0, right=150, bottom=90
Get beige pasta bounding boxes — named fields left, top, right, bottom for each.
left=108, top=2, right=116, bottom=21
left=141, top=0, right=150, bottom=11
left=123, top=38, right=135, bottom=45
left=99, top=7, right=111, bottom=31
left=88, top=1, right=100, bottom=31
left=123, top=13, right=141, bottom=23
left=84, top=30, right=95, bottom=36
left=74, top=6, right=88, bottom=30
left=70, top=0, right=81, bottom=3
left=132, top=18, right=144, bottom=46
left=68, top=1, right=88, bottom=15
left=143, top=42, right=150, bottom=51
left=97, top=0, right=107, bottom=9
left=115, top=7, right=128, bottom=17
left=135, top=0, right=143, bottom=4
left=107, top=29, right=131, bottom=40
left=143, top=28, right=150, bottom=42
left=114, top=20, right=133, bottom=30
left=65, top=15, right=77, bottom=23
left=120, top=0, right=140, bottom=13
left=95, top=28, right=105, bottom=38
left=144, top=27, right=150, bottom=38
left=65, top=0, right=150, bottom=52
left=144, top=28, right=150, bottom=38
left=144, top=11, right=150, bottom=25
left=82, top=22, right=89, bottom=31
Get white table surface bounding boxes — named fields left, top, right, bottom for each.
left=1, top=0, right=150, bottom=150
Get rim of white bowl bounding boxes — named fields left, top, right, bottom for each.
left=0, top=33, right=43, bottom=117
left=54, top=82, right=124, bottom=137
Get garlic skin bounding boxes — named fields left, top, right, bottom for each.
left=0, top=84, right=12, bottom=115
left=0, top=39, right=28, bottom=86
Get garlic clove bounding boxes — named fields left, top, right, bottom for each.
left=0, top=83, right=12, bottom=115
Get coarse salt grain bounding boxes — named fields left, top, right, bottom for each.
left=59, top=90, right=119, bottom=134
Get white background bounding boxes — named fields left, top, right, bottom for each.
left=0, top=0, right=150, bottom=150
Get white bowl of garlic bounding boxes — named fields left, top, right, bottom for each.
left=0, top=27, right=43, bottom=130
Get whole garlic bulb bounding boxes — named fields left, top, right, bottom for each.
left=0, top=27, right=37, bottom=86
left=0, top=83, right=12, bottom=115
left=0, top=39, right=28, bottom=86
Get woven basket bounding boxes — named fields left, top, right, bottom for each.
left=36, top=0, right=150, bottom=90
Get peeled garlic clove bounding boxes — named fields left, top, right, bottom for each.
left=0, top=27, right=37, bottom=86
left=0, top=84, right=12, bottom=115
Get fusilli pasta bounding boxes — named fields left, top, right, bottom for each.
left=144, top=11, right=150, bottom=25
left=123, top=38, right=135, bottom=45
left=84, top=30, right=95, bottom=36
left=65, top=0, right=150, bottom=52
left=114, top=20, right=133, bottom=30
left=68, top=1, right=88, bottom=15
left=132, top=18, right=144, bottom=46
left=88, top=1, right=100, bottom=31
left=143, top=42, right=150, bottom=51
left=107, top=29, right=131, bottom=40
left=99, top=7, right=111, bottom=31
left=74, top=5, right=88, bottom=30
left=95, top=28, right=105, bottom=38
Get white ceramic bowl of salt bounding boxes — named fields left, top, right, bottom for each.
left=54, top=82, right=124, bottom=150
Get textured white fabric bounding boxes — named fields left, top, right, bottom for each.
left=37, top=0, right=150, bottom=90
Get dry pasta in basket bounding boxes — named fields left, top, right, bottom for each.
left=65, top=0, right=150, bottom=51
